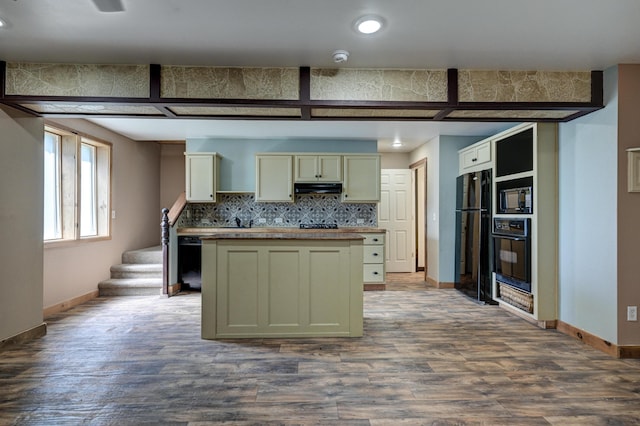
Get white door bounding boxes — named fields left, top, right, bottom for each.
left=379, top=169, right=414, bottom=273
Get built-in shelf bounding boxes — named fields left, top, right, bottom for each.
left=489, top=122, right=559, bottom=324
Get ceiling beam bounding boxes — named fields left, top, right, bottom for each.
left=0, top=61, right=604, bottom=122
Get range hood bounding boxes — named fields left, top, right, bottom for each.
left=294, top=182, right=343, bottom=194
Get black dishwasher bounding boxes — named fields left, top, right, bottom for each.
left=178, top=236, right=202, bottom=291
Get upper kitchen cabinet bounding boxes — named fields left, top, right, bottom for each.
left=294, top=155, right=342, bottom=182
left=255, top=155, right=294, bottom=202
left=342, top=155, right=381, bottom=203
left=185, top=152, right=220, bottom=202
left=459, top=139, right=492, bottom=174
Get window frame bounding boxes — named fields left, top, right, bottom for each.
left=43, top=124, right=112, bottom=247
left=80, top=142, right=98, bottom=238
left=43, top=131, right=62, bottom=241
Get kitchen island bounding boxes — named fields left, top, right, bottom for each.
left=200, top=231, right=364, bottom=339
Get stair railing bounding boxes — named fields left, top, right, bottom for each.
left=161, top=208, right=170, bottom=296
left=161, top=192, right=187, bottom=297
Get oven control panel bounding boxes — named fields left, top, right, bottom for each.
left=493, top=218, right=529, bottom=237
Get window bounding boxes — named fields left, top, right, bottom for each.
left=43, top=126, right=111, bottom=243
left=80, top=143, right=97, bottom=237
left=44, top=132, right=62, bottom=240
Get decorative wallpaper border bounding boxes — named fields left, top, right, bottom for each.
left=458, top=70, right=591, bottom=103
left=161, top=66, right=299, bottom=100
left=310, top=68, right=448, bottom=102
left=5, top=63, right=150, bottom=97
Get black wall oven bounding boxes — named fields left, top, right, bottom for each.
left=492, top=218, right=531, bottom=293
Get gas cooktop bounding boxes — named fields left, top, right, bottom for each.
left=299, top=223, right=339, bottom=229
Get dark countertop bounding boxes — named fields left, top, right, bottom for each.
left=200, top=232, right=365, bottom=241
left=178, top=227, right=385, bottom=235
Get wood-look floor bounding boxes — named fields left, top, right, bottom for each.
left=2, top=273, right=640, bottom=425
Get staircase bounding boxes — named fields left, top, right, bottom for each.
left=98, top=246, right=163, bottom=296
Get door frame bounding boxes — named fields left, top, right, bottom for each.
left=410, top=158, right=427, bottom=282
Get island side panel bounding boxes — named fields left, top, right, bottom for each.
left=215, top=240, right=355, bottom=337
left=201, top=240, right=218, bottom=339
left=218, top=247, right=260, bottom=332
left=307, top=245, right=350, bottom=332
left=349, top=240, right=364, bottom=337
left=265, top=248, right=302, bottom=327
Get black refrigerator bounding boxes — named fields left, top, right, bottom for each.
left=454, top=170, right=494, bottom=303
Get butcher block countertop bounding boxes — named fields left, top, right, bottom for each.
left=200, top=232, right=364, bottom=240
left=178, top=227, right=385, bottom=236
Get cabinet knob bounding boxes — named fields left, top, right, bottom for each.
left=210, top=194, right=213, bottom=198
left=472, top=158, right=477, bottom=162
left=373, top=271, right=379, bottom=275
left=373, top=238, right=378, bottom=242
left=344, top=194, right=348, bottom=198
left=372, top=252, right=379, bottom=256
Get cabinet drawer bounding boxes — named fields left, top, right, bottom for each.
left=363, top=264, right=385, bottom=282
left=363, top=246, right=384, bottom=263
left=363, top=233, right=384, bottom=245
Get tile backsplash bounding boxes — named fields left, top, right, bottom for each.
left=177, top=193, right=377, bottom=228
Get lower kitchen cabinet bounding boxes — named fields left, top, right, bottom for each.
left=362, top=233, right=385, bottom=290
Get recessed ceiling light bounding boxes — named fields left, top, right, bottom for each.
left=392, top=139, right=403, bottom=148
left=354, top=15, right=385, bottom=35
left=0, top=18, right=7, bottom=28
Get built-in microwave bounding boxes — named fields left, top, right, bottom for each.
left=496, top=176, right=533, bottom=214
left=499, top=186, right=532, bottom=214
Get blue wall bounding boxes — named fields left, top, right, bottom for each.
left=557, top=66, right=618, bottom=343
left=187, top=138, right=377, bottom=191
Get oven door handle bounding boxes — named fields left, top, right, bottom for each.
left=493, top=235, right=527, bottom=241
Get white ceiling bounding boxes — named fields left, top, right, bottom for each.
left=2, top=0, right=639, bottom=150
left=87, top=118, right=515, bottom=152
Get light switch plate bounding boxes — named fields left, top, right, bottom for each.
left=628, top=306, right=638, bottom=321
